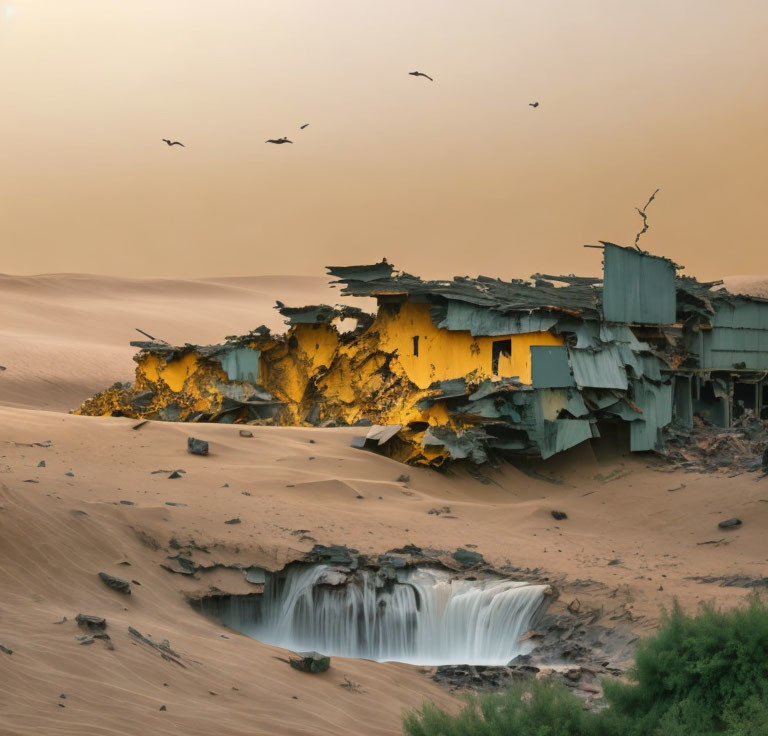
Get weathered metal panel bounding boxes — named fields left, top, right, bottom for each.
left=602, top=243, right=676, bottom=324
left=531, top=346, right=575, bottom=388
left=219, top=348, right=261, bottom=383
left=433, top=301, right=558, bottom=336
left=673, top=376, right=693, bottom=429
left=693, top=300, right=768, bottom=369
left=540, top=419, right=593, bottom=459
left=566, top=389, right=589, bottom=417
left=629, top=380, right=673, bottom=451
left=568, top=345, right=628, bottom=390
left=537, top=389, right=569, bottom=420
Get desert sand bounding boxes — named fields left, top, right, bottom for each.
left=1, top=274, right=767, bottom=735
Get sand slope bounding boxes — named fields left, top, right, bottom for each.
left=2, top=409, right=767, bottom=734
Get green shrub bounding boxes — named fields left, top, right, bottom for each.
left=403, top=595, right=768, bottom=736
left=402, top=679, right=605, bottom=736
left=602, top=594, right=768, bottom=735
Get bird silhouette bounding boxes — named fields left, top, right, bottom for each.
left=300, top=123, right=309, bottom=129
left=529, top=102, right=539, bottom=108
left=162, top=139, right=185, bottom=146
left=408, top=71, right=433, bottom=81
left=266, top=137, right=293, bottom=144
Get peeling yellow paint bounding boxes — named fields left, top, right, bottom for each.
left=76, top=297, right=564, bottom=465
left=373, top=302, right=562, bottom=387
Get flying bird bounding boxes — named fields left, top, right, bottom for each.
left=408, top=71, right=433, bottom=81
left=529, top=102, right=539, bottom=108
left=266, top=137, right=293, bottom=144
left=162, top=139, right=185, bottom=146
left=300, top=123, right=309, bottom=129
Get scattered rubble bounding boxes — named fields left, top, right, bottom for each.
left=718, top=518, right=742, bottom=529
left=289, top=651, right=330, bottom=673
left=187, top=437, right=209, bottom=456
left=688, top=575, right=768, bottom=589
left=661, top=416, right=768, bottom=475
left=98, top=572, right=131, bottom=595
left=128, top=626, right=185, bottom=667
left=76, top=614, right=107, bottom=630
left=452, top=548, right=485, bottom=567
left=76, top=632, right=114, bottom=649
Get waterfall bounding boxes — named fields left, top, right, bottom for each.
left=215, top=565, right=548, bottom=665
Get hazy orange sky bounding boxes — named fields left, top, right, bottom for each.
left=1, top=0, right=767, bottom=281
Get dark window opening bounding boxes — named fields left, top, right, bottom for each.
left=491, top=339, right=512, bottom=374
left=412, top=336, right=419, bottom=357
left=762, top=384, right=768, bottom=419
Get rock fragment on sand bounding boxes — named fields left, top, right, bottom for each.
left=238, top=429, right=253, bottom=438
left=718, top=517, right=742, bottom=529
left=289, top=651, right=331, bottom=673
left=165, top=501, right=187, bottom=507
left=38, top=460, right=46, bottom=468
left=76, top=613, right=107, bottom=630
left=98, top=572, right=131, bottom=595
left=551, top=510, right=568, bottom=520
left=159, top=705, right=167, bottom=711
left=224, top=518, right=241, bottom=525
left=397, top=474, right=410, bottom=483
left=452, top=548, right=484, bottom=567
left=168, top=470, right=183, bottom=479
left=0, top=644, right=12, bottom=655
left=187, top=437, right=209, bottom=456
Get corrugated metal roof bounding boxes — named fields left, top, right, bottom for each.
left=602, top=243, right=676, bottom=324
left=432, top=301, right=558, bottom=336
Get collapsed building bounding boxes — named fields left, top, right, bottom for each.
left=76, top=243, right=768, bottom=466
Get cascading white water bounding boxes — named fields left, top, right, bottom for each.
left=215, top=565, right=548, bottom=665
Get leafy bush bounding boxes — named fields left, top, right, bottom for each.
left=403, top=595, right=768, bottom=736
left=602, top=594, right=768, bottom=735
left=402, top=679, right=605, bottom=736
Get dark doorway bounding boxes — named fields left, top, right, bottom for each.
left=491, top=339, right=512, bottom=374
left=733, top=381, right=757, bottom=420
left=412, top=336, right=419, bottom=356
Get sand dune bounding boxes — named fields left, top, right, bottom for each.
left=721, top=275, right=768, bottom=299
left=2, top=273, right=767, bottom=735
left=0, top=273, right=371, bottom=412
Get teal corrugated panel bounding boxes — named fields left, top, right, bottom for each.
left=569, top=345, right=628, bottom=389
left=602, top=244, right=676, bottom=324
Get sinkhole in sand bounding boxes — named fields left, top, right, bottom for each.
left=199, top=564, right=549, bottom=666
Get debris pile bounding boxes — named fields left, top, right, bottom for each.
left=661, top=415, right=768, bottom=474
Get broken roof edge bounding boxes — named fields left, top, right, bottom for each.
left=274, top=301, right=375, bottom=326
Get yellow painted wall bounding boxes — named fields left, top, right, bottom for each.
left=373, top=301, right=562, bottom=389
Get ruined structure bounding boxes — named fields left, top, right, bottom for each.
left=77, top=244, right=768, bottom=465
